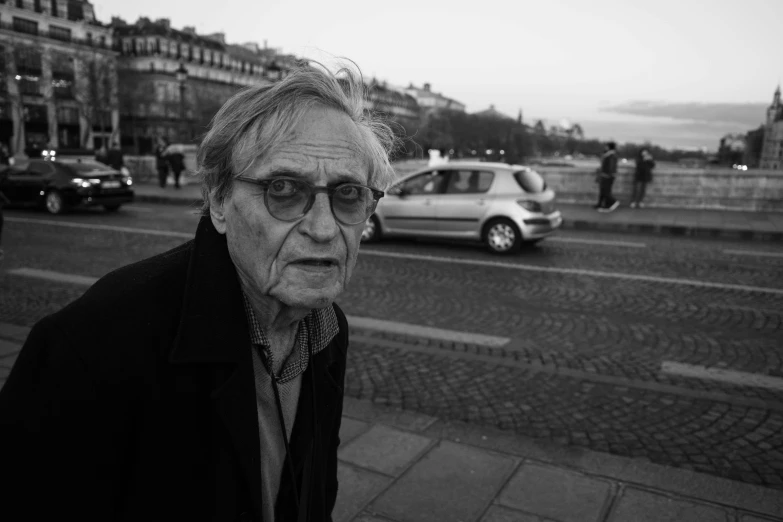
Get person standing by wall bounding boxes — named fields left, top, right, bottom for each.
left=155, top=137, right=171, bottom=188
left=0, top=142, right=10, bottom=262
left=165, top=144, right=186, bottom=189
left=631, top=148, right=655, bottom=208
left=595, top=141, right=620, bottom=213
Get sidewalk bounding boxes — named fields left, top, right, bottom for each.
left=132, top=182, right=783, bottom=241
left=0, top=324, right=781, bottom=522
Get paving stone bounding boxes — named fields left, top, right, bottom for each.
left=338, top=424, right=432, bottom=476
left=376, top=409, right=438, bottom=433
left=372, top=441, right=516, bottom=522
left=481, top=505, right=552, bottom=522
left=340, top=417, right=370, bottom=446
left=739, top=516, right=782, bottom=522
left=608, top=488, right=730, bottom=522
left=497, top=463, right=612, bottom=522
left=0, top=323, right=30, bottom=343
left=333, top=463, right=392, bottom=522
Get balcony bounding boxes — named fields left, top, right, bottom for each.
left=0, top=21, right=115, bottom=51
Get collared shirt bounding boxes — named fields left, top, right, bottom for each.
left=242, top=293, right=339, bottom=522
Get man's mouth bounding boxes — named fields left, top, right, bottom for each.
left=293, top=258, right=338, bottom=268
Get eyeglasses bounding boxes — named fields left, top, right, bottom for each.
left=235, top=175, right=384, bottom=226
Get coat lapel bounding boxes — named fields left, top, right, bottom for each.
left=277, top=337, right=343, bottom=513
left=170, top=217, right=264, bottom=520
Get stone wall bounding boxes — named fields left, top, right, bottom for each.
left=538, top=166, right=783, bottom=212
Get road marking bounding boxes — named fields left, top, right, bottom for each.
left=6, top=217, right=192, bottom=239
left=123, top=205, right=154, bottom=213
left=7, top=217, right=781, bottom=296
left=359, top=249, right=783, bottom=296
left=3, top=269, right=510, bottom=347
left=722, top=249, right=783, bottom=259
left=348, top=316, right=509, bottom=347
left=8, top=268, right=100, bottom=286
left=661, top=361, right=783, bottom=392
left=547, top=236, right=646, bottom=248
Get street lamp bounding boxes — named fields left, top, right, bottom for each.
left=175, top=63, right=188, bottom=141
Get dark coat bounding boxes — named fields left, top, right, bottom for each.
left=634, top=156, right=655, bottom=183
left=0, top=217, right=348, bottom=522
left=600, top=150, right=618, bottom=177
left=106, top=147, right=125, bottom=171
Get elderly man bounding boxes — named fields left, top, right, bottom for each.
left=0, top=65, right=396, bottom=521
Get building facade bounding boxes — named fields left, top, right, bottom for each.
left=113, top=17, right=288, bottom=153
left=0, top=0, right=118, bottom=157
left=405, top=82, right=465, bottom=113
left=364, top=80, right=419, bottom=127
left=760, top=85, right=783, bottom=170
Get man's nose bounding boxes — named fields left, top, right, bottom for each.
left=299, top=193, right=339, bottom=241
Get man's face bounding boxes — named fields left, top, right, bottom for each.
left=210, top=105, right=370, bottom=310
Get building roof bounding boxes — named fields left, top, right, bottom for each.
left=473, top=105, right=513, bottom=120
left=112, top=18, right=225, bottom=51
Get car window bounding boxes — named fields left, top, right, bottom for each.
left=513, top=169, right=547, bottom=193
left=445, top=170, right=494, bottom=194
left=27, top=161, right=55, bottom=175
left=63, top=161, right=117, bottom=173
left=402, top=171, right=448, bottom=195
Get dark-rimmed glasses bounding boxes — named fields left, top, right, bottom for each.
left=235, top=175, right=384, bottom=226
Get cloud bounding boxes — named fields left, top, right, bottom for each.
left=600, top=101, right=767, bottom=127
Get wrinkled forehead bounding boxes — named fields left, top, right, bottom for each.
left=255, top=110, right=371, bottom=184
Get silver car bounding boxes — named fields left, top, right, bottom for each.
left=362, top=162, right=563, bottom=254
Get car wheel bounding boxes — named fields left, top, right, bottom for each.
left=483, top=218, right=522, bottom=254
left=104, top=204, right=121, bottom=212
left=45, top=190, right=65, bottom=215
left=361, top=215, right=381, bottom=242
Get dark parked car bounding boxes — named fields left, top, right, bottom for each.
left=0, top=158, right=134, bottom=214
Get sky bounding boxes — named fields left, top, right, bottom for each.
left=93, top=0, right=783, bottom=147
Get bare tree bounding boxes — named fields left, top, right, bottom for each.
left=73, top=51, right=114, bottom=149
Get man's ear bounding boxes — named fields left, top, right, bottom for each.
left=209, top=189, right=228, bottom=235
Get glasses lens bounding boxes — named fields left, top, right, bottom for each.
left=332, top=184, right=375, bottom=225
left=265, top=178, right=310, bottom=220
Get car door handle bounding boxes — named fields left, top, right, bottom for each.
left=477, top=199, right=486, bottom=206
left=424, top=199, right=432, bottom=206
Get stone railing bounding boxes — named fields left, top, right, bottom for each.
left=537, top=167, right=783, bottom=212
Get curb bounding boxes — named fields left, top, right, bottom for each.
left=133, top=192, right=782, bottom=242
left=560, top=218, right=783, bottom=242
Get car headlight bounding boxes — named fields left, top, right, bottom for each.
left=122, top=176, right=133, bottom=186
left=516, top=200, right=542, bottom=212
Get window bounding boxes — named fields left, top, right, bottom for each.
left=13, top=17, right=39, bottom=36
left=49, top=25, right=72, bottom=42
left=56, top=106, right=79, bottom=124
left=34, top=0, right=43, bottom=12
left=66, top=0, right=84, bottom=21
left=400, top=171, right=448, bottom=195
left=51, top=54, right=74, bottom=99
left=513, top=169, right=546, bottom=193
left=445, top=170, right=494, bottom=194
left=15, top=46, right=42, bottom=95
left=23, top=104, right=48, bottom=122
left=50, top=0, right=58, bottom=17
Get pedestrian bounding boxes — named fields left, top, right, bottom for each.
left=595, top=141, right=620, bottom=213
left=631, top=148, right=655, bottom=208
left=0, top=64, right=396, bottom=521
left=165, top=143, right=186, bottom=189
left=155, top=136, right=170, bottom=188
left=0, top=142, right=9, bottom=262
left=105, top=139, right=125, bottom=172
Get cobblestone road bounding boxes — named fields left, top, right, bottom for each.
left=1, top=205, right=782, bottom=489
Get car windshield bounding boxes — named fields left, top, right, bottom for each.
left=513, top=169, right=546, bottom=193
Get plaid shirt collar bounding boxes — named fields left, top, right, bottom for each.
left=242, top=292, right=339, bottom=384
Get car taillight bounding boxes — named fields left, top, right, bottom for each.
left=516, top=199, right=542, bottom=212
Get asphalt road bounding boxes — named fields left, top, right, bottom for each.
left=1, top=202, right=782, bottom=489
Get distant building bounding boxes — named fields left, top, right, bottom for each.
left=405, top=82, right=464, bottom=113
left=760, top=85, right=783, bottom=170
left=112, top=17, right=287, bottom=153
left=0, top=0, right=118, bottom=157
left=473, top=104, right=513, bottom=120
left=364, top=80, right=419, bottom=127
